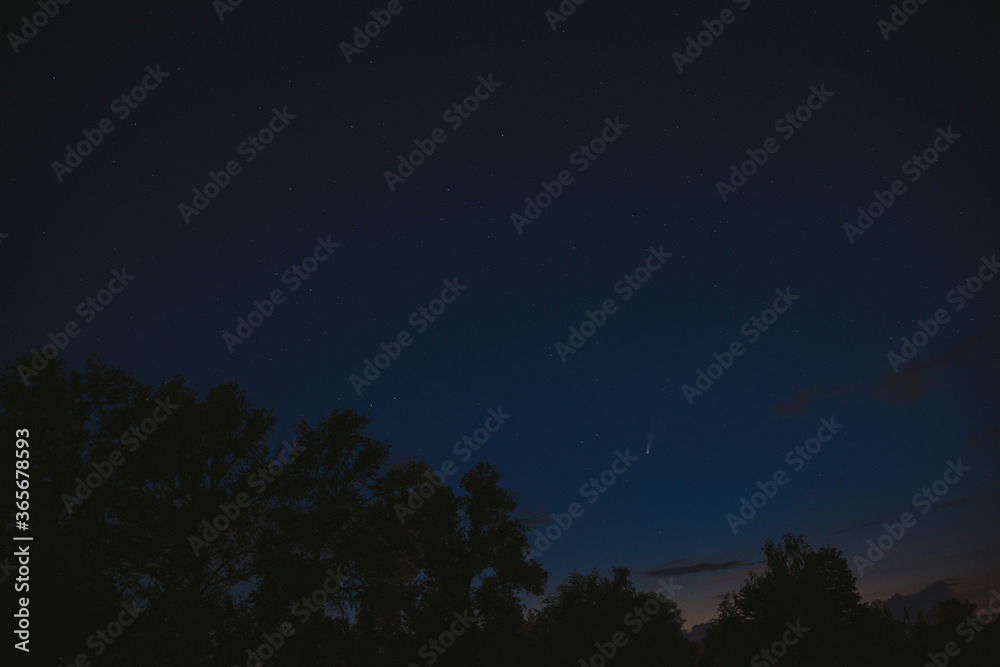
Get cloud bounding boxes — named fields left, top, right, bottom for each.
left=885, top=580, right=958, bottom=622
left=516, top=509, right=551, bottom=527
left=684, top=621, right=712, bottom=642
left=875, top=355, right=948, bottom=406
left=774, top=386, right=822, bottom=418
left=834, top=496, right=982, bottom=535
left=642, top=560, right=764, bottom=577
left=773, top=382, right=858, bottom=418
left=833, top=518, right=887, bottom=535
left=875, top=324, right=1000, bottom=406
left=937, top=496, right=978, bottom=510
left=774, top=326, right=999, bottom=414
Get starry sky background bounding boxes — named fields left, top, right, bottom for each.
left=3, top=0, right=999, bottom=633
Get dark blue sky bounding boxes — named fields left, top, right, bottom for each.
left=4, top=0, right=998, bottom=630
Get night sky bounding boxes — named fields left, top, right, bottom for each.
left=4, top=0, right=999, bottom=633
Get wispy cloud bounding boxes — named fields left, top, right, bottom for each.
left=875, top=355, right=947, bottom=406
left=774, top=326, right=1000, bottom=414
left=642, top=560, right=764, bottom=577
left=774, top=385, right=822, bottom=418
left=875, top=324, right=1000, bottom=405
left=937, top=496, right=981, bottom=510
left=834, top=495, right=982, bottom=535
left=516, top=509, right=551, bottom=527
left=833, top=518, right=887, bottom=535
left=885, top=580, right=958, bottom=622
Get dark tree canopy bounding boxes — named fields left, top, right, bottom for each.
left=700, top=533, right=999, bottom=667
left=4, top=359, right=996, bottom=667
left=0, top=358, right=550, bottom=666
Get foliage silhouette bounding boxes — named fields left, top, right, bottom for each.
left=2, top=358, right=996, bottom=666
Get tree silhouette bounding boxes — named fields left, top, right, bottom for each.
left=698, top=533, right=1000, bottom=667
left=1, top=357, right=143, bottom=666
left=525, top=566, right=694, bottom=666
left=6, top=358, right=996, bottom=666
left=702, top=533, right=883, bottom=666
left=0, top=356, right=548, bottom=666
